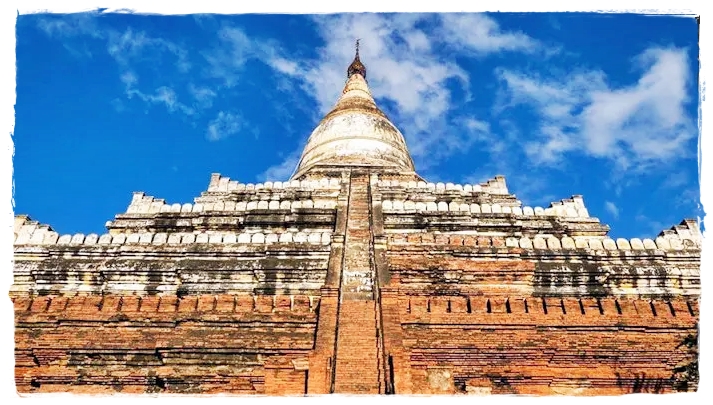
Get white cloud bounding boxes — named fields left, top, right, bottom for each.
left=605, top=201, right=620, bottom=219
left=107, top=28, right=191, bottom=72
left=496, top=47, right=695, bottom=170
left=206, top=111, right=243, bottom=141
left=121, top=72, right=195, bottom=115
left=438, top=13, right=540, bottom=54
left=259, top=150, right=302, bottom=182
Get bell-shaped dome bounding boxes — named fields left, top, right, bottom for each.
left=291, top=45, right=416, bottom=179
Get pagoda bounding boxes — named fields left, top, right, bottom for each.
left=11, top=44, right=700, bottom=395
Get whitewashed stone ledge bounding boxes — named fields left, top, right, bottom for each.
left=28, top=230, right=694, bottom=252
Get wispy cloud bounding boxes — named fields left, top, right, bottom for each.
left=206, top=111, right=243, bottom=141
left=438, top=13, right=542, bottom=55
left=259, top=150, right=302, bottom=182
left=605, top=201, right=620, bottom=219
left=496, top=46, right=695, bottom=171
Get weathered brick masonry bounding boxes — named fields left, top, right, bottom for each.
left=12, top=48, right=700, bottom=395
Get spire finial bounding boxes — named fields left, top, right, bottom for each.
left=347, top=39, right=366, bottom=79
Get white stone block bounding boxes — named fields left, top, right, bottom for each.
left=382, top=200, right=393, bottom=210
left=427, top=183, right=436, bottom=191
left=236, top=184, right=246, bottom=191
left=448, top=202, right=459, bottom=211
left=481, top=204, right=492, bottom=214
left=408, top=181, right=417, bottom=189
left=642, top=238, right=657, bottom=249
left=574, top=239, right=589, bottom=249
left=112, top=234, right=127, bottom=244
left=252, top=233, right=265, bottom=243
left=534, top=207, right=544, bottom=216
left=505, top=237, right=519, bottom=247
left=405, top=201, right=416, bottom=211
left=417, top=181, right=427, bottom=188
left=602, top=238, right=617, bottom=250
left=273, top=181, right=284, bottom=189
left=138, top=233, right=152, bottom=244
left=182, top=234, right=196, bottom=244
left=436, top=182, right=446, bottom=192
left=544, top=207, right=555, bottom=215
left=303, top=200, right=314, bottom=209
left=321, top=233, right=331, bottom=244
left=257, top=201, right=268, bottom=210
left=492, top=204, right=502, bottom=214
left=69, top=234, right=85, bottom=244
left=470, top=204, right=481, bottom=214
left=153, top=233, right=168, bottom=244
left=291, top=201, right=302, bottom=209
left=127, top=234, right=141, bottom=244
left=224, top=201, right=236, bottom=211
left=149, top=201, right=163, bottom=213
left=393, top=201, right=404, bottom=211
left=208, top=233, right=222, bottom=243
left=214, top=202, right=225, bottom=211
left=459, top=203, right=470, bottom=212
left=472, top=185, right=482, bottom=192
left=519, top=237, right=533, bottom=249
left=167, top=234, right=182, bottom=244
left=512, top=207, right=523, bottom=215
left=329, top=179, right=340, bottom=188
left=616, top=238, right=631, bottom=250
left=247, top=201, right=258, bottom=210
left=577, top=208, right=589, bottom=218
left=97, top=234, right=112, bottom=245
left=308, top=233, right=321, bottom=243
left=170, top=203, right=182, bottom=213
left=533, top=237, right=547, bottom=249
left=502, top=206, right=512, bottom=214
left=246, top=183, right=256, bottom=191
left=523, top=206, right=534, bottom=216
left=228, top=181, right=239, bottom=191
left=269, top=200, right=280, bottom=210
left=565, top=207, right=578, bottom=217
left=280, top=201, right=291, bottom=209
left=426, top=202, right=438, bottom=211
left=236, top=201, right=247, bottom=211
left=561, top=237, right=575, bottom=249
left=455, top=184, right=463, bottom=191
left=669, top=237, right=684, bottom=250
left=279, top=233, right=293, bottom=243
left=181, top=203, right=192, bottom=213
left=192, top=203, right=204, bottom=213
left=655, top=237, right=671, bottom=250
left=265, top=181, right=274, bottom=189
left=238, top=233, right=251, bottom=243
left=294, top=232, right=308, bottom=243
left=223, top=233, right=237, bottom=243
left=630, top=238, right=645, bottom=250
left=438, top=202, right=448, bottom=212
left=589, top=239, right=603, bottom=250
left=464, top=185, right=473, bottom=192
left=547, top=238, right=561, bottom=249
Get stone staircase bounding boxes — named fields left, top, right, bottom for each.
left=333, top=299, right=380, bottom=394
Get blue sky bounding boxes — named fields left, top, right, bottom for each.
left=13, top=12, right=700, bottom=238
